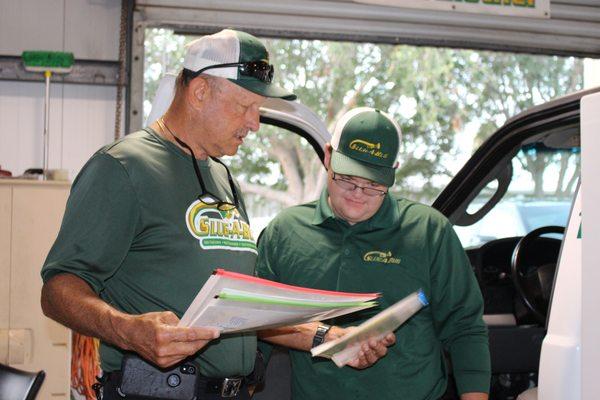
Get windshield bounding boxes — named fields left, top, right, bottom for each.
left=517, top=202, right=571, bottom=231
left=454, top=145, right=579, bottom=248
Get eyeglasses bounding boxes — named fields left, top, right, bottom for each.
left=157, top=118, right=239, bottom=211
left=183, top=60, right=274, bottom=84
left=331, top=173, right=387, bottom=197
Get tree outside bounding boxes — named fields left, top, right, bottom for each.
left=144, top=29, right=583, bottom=221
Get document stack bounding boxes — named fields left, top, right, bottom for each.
left=179, top=269, right=380, bottom=333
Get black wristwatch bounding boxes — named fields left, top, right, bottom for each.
left=311, top=324, right=331, bottom=348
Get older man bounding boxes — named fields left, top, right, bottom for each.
left=257, top=108, right=490, bottom=400
left=41, top=29, right=295, bottom=400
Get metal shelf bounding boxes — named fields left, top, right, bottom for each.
left=0, top=56, right=121, bottom=86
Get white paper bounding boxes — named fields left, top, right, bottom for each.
left=311, top=290, right=428, bottom=367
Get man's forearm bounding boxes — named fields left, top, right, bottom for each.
left=258, top=322, right=324, bottom=351
left=259, top=323, right=396, bottom=370
left=41, top=272, right=220, bottom=368
left=41, top=273, right=132, bottom=350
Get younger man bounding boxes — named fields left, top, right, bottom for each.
left=257, top=108, right=490, bottom=400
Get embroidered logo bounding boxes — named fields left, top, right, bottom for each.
left=185, top=200, right=256, bottom=254
left=349, top=139, right=388, bottom=159
left=363, top=250, right=401, bottom=264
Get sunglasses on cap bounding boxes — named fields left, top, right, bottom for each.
left=183, top=60, right=274, bottom=84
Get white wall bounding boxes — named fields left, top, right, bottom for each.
left=0, top=82, right=118, bottom=179
left=0, top=0, right=120, bottom=60
left=0, top=0, right=121, bottom=180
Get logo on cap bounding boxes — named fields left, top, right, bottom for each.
left=349, top=139, right=388, bottom=159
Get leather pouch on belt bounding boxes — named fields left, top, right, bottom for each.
left=117, top=354, right=199, bottom=400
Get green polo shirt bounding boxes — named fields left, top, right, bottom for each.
left=42, top=128, right=257, bottom=377
left=256, top=189, right=490, bottom=400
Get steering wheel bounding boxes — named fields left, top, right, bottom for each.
left=510, top=225, right=565, bottom=325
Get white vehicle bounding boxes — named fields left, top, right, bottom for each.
left=149, top=81, right=600, bottom=400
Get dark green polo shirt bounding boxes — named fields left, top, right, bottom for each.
left=42, top=128, right=257, bottom=377
left=256, top=189, right=490, bottom=400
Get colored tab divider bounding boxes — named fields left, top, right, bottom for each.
left=214, top=268, right=380, bottom=298
left=217, top=288, right=378, bottom=309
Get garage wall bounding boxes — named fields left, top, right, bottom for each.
left=0, top=0, right=121, bottom=179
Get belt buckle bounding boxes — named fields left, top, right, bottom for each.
left=221, top=377, right=242, bottom=398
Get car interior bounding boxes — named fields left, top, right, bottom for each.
left=450, top=124, right=580, bottom=399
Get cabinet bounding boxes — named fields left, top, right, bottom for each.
left=0, top=180, right=71, bottom=399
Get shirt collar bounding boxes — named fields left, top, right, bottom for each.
left=369, top=193, right=400, bottom=229
left=311, top=188, right=400, bottom=229
left=312, top=188, right=336, bottom=226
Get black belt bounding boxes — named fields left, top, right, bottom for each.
left=200, top=375, right=246, bottom=397
left=98, top=371, right=249, bottom=399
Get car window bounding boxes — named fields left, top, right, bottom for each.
left=223, top=123, right=326, bottom=239
left=454, top=145, right=579, bottom=248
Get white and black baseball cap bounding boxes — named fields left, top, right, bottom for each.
left=183, top=29, right=296, bottom=100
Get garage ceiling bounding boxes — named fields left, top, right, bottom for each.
left=130, top=0, right=600, bottom=130
left=136, top=0, right=600, bottom=58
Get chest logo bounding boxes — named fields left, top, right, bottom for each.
left=185, top=200, right=257, bottom=254
left=363, top=250, right=401, bottom=264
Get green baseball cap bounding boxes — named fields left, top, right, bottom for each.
left=330, top=107, right=401, bottom=187
left=183, top=29, right=296, bottom=100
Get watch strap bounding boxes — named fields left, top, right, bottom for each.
left=311, top=324, right=331, bottom=348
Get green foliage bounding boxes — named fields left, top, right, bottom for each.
left=143, top=29, right=191, bottom=114
left=143, top=28, right=583, bottom=207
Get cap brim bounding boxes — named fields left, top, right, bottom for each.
left=331, top=150, right=395, bottom=187
left=228, top=78, right=296, bottom=100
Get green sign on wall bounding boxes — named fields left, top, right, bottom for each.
left=355, top=0, right=550, bottom=18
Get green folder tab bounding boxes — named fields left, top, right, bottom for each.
left=217, top=289, right=377, bottom=309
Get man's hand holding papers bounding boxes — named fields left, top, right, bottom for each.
left=311, top=290, right=429, bottom=367
left=258, top=322, right=396, bottom=370
left=325, top=326, right=396, bottom=369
